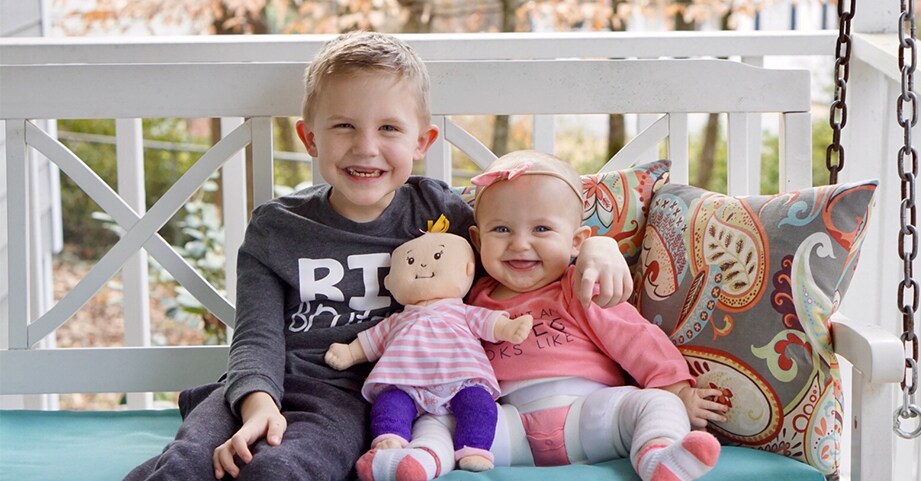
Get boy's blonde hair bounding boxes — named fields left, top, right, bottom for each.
left=302, top=31, right=431, bottom=126
left=473, top=150, right=586, bottom=224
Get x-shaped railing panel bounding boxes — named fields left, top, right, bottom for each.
left=22, top=120, right=252, bottom=346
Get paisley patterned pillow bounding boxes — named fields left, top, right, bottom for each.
left=454, top=160, right=671, bottom=274
left=634, top=180, right=878, bottom=476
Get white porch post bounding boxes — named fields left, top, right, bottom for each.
left=843, top=1, right=919, bottom=480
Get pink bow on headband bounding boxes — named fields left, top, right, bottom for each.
left=470, top=162, right=533, bottom=187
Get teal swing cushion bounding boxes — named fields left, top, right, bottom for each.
left=0, top=409, right=824, bottom=481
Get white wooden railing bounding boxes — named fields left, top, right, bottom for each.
left=0, top=31, right=917, bottom=480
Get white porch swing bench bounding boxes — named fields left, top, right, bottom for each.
left=0, top=49, right=907, bottom=481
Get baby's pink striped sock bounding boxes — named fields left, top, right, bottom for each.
left=635, top=431, right=720, bottom=481
left=356, top=447, right=441, bottom=481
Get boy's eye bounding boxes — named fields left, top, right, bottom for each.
left=380, top=125, right=398, bottom=132
left=407, top=256, right=414, bottom=265
left=535, top=225, right=551, bottom=233
left=334, top=123, right=354, bottom=129
left=434, top=251, right=443, bottom=260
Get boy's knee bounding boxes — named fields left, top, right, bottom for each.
left=239, top=446, right=348, bottom=481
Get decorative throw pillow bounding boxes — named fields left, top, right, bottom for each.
left=454, top=160, right=671, bottom=274
left=634, top=180, right=878, bottom=477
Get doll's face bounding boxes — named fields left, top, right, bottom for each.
left=385, top=233, right=476, bottom=306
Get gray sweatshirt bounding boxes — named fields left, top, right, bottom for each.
left=224, top=176, right=474, bottom=414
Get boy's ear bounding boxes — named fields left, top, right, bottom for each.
left=469, top=225, right=482, bottom=252
left=296, top=120, right=319, bottom=157
left=413, top=124, right=440, bottom=161
left=571, top=226, right=593, bottom=257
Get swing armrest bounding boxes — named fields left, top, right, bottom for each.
left=830, top=312, right=904, bottom=383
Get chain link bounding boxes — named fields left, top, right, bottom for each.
left=895, top=0, right=921, bottom=440
left=826, top=0, right=855, bottom=184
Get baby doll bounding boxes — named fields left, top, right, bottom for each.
left=325, top=228, right=533, bottom=474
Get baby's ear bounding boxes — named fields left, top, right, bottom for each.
left=571, top=226, right=593, bottom=257
left=469, top=226, right=481, bottom=252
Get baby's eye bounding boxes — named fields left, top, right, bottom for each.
left=434, top=251, right=443, bottom=260
left=535, top=225, right=551, bottom=233
left=380, top=125, right=398, bottom=132
left=334, top=123, right=354, bottom=129
left=407, top=256, right=414, bottom=265
left=492, top=226, right=510, bottom=234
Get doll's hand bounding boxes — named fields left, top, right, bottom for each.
left=573, top=236, right=633, bottom=309
left=325, top=343, right=356, bottom=370
left=495, top=314, right=533, bottom=344
left=673, top=384, right=729, bottom=430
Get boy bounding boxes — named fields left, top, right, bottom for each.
left=126, top=32, right=628, bottom=481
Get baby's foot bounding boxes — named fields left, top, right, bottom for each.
left=636, top=431, right=720, bottom=481
left=457, top=454, right=494, bottom=472
left=355, top=447, right=442, bottom=481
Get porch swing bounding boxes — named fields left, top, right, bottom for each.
left=0, top=3, right=917, bottom=481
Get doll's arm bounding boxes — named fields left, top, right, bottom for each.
left=660, top=381, right=729, bottom=430
left=493, top=314, right=534, bottom=344
left=325, top=339, right=369, bottom=370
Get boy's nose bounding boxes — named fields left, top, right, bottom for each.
left=352, top=132, right=378, bottom=156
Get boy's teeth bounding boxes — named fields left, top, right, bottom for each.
left=347, top=168, right=381, bottom=177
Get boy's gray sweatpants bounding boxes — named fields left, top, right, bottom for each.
left=124, top=379, right=369, bottom=481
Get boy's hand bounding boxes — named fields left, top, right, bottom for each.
left=494, top=314, right=533, bottom=344
left=573, top=236, right=632, bottom=309
left=213, top=391, right=286, bottom=479
left=667, top=383, right=729, bottom=430
left=324, top=341, right=367, bottom=370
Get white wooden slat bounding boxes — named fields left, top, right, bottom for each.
left=532, top=115, right=554, bottom=154
left=779, top=112, right=813, bottom=192
left=116, top=118, right=153, bottom=410
left=250, top=117, right=274, bottom=208
left=0, top=61, right=811, bottom=121
left=603, top=115, right=669, bottom=172
left=727, top=113, right=755, bottom=196
left=0, top=31, right=837, bottom=65
left=26, top=123, right=251, bottom=345
left=742, top=56, right=764, bottom=195
left=426, top=117, right=450, bottom=182
left=667, top=113, right=689, bottom=185
left=0, top=346, right=229, bottom=394
left=115, top=118, right=150, bottom=348
left=24, top=122, right=235, bottom=332
left=5, top=120, right=29, bottom=349
left=442, top=118, right=497, bottom=172
left=221, top=118, right=246, bottom=310
left=425, top=119, right=453, bottom=183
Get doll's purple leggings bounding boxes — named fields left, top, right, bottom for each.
left=371, top=385, right=497, bottom=453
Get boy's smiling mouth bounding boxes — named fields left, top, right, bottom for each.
left=346, top=167, right=383, bottom=178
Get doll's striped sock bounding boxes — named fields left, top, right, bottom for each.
left=635, top=431, right=720, bottom=481
left=356, top=447, right=441, bottom=481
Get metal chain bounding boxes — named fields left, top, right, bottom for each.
left=826, top=0, right=856, bottom=184
left=895, top=0, right=921, bottom=440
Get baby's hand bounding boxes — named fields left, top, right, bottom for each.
left=496, top=314, right=533, bottom=344
left=675, top=385, right=729, bottom=430
left=324, top=343, right=354, bottom=370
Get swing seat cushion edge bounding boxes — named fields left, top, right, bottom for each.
left=0, top=408, right=825, bottom=481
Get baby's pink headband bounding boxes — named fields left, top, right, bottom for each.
left=470, top=161, right=584, bottom=219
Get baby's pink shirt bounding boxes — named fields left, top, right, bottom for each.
left=468, top=267, right=694, bottom=390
